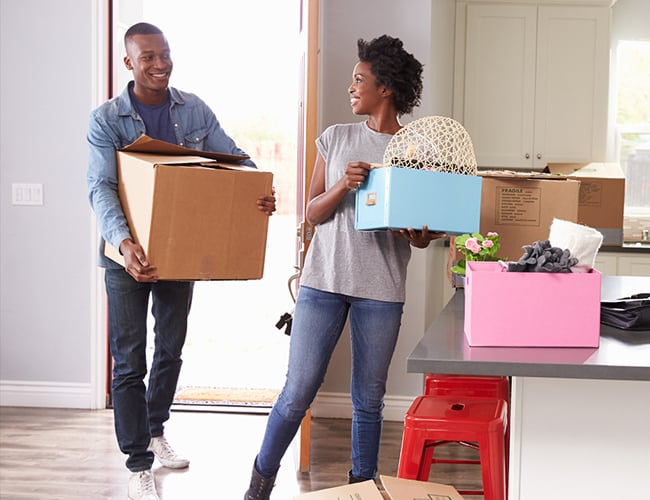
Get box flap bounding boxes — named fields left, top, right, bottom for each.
left=119, top=151, right=258, bottom=172
left=119, top=153, right=216, bottom=166
left=380, top=475, right=465, bottom=499
left=479, top=169, right=570, bottom=180
left=121, top=134, right=249, bottom=163
left=545, top=162, right=625, bottom=179
left=293, top=480, right=384, bottom=499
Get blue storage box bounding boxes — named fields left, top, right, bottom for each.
left=355, top=166, right=482, bottom=233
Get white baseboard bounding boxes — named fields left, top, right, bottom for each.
left=311, top=391, right=412, bottom=422
left=0, top=384, right=415, bottom=420
left=0, top=380, right=95, bottom=409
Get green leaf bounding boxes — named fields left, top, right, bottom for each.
left=450, top=264, right=466, bottom=275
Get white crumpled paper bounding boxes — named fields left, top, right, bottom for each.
left=548, top=218, right=604, bottom=272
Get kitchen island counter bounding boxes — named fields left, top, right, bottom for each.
left=406, top=275, right=650, bottom=500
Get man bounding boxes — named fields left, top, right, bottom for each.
left=87, top=22, right=276, bottom=500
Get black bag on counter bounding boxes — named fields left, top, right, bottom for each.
left=600, top=293, right=650, bottom=331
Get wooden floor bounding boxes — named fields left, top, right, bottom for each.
left=0, top=406, right=483, bottom=499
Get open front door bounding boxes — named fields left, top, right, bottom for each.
left=295, top=0, right=319, bottom=473
left=296, top=0, right=318, bottom=268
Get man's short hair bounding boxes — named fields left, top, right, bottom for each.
left=124, top=22, right=163, bottom=47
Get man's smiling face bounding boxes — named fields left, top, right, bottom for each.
left=124, top=33, right=173, bottom=104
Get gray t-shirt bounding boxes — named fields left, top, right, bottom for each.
left=300, top=121, right=412, bottom=302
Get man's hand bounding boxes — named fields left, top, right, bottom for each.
left=119, top=238, right=158, bottom=282
left=257, top=187, right=277, bottom=216
left=388, top=225, right=447, bottom=249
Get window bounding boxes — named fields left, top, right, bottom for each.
left=613, top=40, right=650, bottom=242
left=616, top=41, right=650, bottom=209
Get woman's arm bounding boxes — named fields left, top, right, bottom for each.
left=305, top=153, right=372, bottom=226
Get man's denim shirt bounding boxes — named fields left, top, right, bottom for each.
left=87, top=82, right=256, bottom=268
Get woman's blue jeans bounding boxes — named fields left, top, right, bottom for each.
left=255, top=286, right=403, bottom=480
left=105, top=269, right=193, bottom=472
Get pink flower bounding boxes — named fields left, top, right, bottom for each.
left=465, top=238, right=481, bottom=254
left=487, top=231, right=498, bottom=237
left=482, top=240, right=494, bottom=249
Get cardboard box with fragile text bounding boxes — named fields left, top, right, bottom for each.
left=478, top=171, right=581, bottom=261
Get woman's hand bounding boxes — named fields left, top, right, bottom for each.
left=306, top=156, right=373, bottom=226
left=389, top=225, right=447, bottom=249
left=343, top=161, right=373, bottom=191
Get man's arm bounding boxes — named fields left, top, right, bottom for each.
left=86, top=112, right=132, bottom=250
left=87, top=112, right=159, bottom=281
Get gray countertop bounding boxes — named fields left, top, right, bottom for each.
left=407, top=276, right=650, bottom=381
left=602, top=243, right=650, bottom=253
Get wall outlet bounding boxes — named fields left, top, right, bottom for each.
left=12, top=183, right=44, bottom=206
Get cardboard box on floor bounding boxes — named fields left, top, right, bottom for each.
left=104, top=135, right=273, bottom=280
left=545, top=162, right=625, bottom=246
left=292, top=476, right=464, bottom=500
left=293, top=480, right=384, bottom=499
left=478, top=171, right=581, bottom=261
left=380, top=475, right=465, bottom=500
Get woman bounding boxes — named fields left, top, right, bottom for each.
left=244, top=34, right=446, bottom=499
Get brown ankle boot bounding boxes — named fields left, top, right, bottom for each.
left=347, top=469, right=368, bottom=484
left=244, top=460, right=277, bottom=500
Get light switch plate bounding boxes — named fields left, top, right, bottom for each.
left=12, top=183, right=44, bottom=205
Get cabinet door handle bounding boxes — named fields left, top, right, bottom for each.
left=537, top=153, right=542, bottom=160
left=525, top=153, right=530, bottom=159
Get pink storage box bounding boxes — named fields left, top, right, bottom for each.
left=464, top=261, right=601, bottom=347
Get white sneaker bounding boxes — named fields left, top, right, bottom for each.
left=148, top=435, right=190, bottom=469
left=128, top=469, right=159, bottom=500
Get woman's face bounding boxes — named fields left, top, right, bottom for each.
left=348, top=61, right=385, bottom=115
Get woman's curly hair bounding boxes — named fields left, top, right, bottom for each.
left=357, top=35, right=423, bottom=116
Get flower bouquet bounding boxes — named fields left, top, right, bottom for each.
left=450, top=232, right=501, bottom=276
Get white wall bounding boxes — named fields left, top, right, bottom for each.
left=0, top=0, right=105, bottom=408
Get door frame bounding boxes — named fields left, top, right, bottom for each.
left=295, top=0, right=320, bottom=472
left=89, top=0, right=321, bottom=414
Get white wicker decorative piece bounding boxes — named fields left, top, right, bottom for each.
left=382, top=115, right=478, bottom=175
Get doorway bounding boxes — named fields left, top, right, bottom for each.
left=113, top=0, right=300, bottom=409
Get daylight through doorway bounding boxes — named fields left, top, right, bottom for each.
left=112, top=0, right=300, bottom=409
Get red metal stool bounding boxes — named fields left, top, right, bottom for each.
left=424, top=374, right=511, bottom=478
left=398, top=395, right=508, bottom=500
left=424, top=374, right=509, bottom=401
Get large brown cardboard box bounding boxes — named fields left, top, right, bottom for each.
left=104, top=135, right=273, bottom=280
left=545, top=162, right=625, bottom=246
left=478, top=171, right=581, bottom=261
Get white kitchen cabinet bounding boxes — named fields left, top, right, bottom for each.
left=595, top=251, right=650, bottom=277
left=616, top=254, right=650, bottom=276
left=593, top=253, right=618, bottom=275
left=453, top=1, right=609, bottom=169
